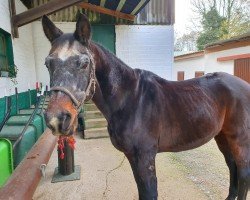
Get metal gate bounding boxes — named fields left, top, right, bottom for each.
left=234, top=58, right=250, bottom=83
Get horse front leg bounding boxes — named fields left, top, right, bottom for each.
left=126, top=150, right=158, bottom=200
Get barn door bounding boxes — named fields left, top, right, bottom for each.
left=91, top=25, right=115, bottom=54
left=234, top=58, right=250, bottom=83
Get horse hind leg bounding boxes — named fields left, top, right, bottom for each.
left=215, top=134, right=238, bottom=200
left=224, top=130, right=250, bottom=200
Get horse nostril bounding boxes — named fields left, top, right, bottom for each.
left=44, top=111, right=57, bottom=132
left=58, top=112, right=72, bottom=133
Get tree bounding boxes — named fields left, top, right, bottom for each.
left=174, top=31, right=199, bottom=52
left=220, top=5, right=250, bottom=39
left=191, top=0, right=250, bottom=49
left=196, top=7, right=226, bottom=50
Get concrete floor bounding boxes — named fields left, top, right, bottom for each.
left=33, top=135, right=249, bottom=200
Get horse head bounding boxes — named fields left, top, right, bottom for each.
left=42, top=14, right=95, bottom=136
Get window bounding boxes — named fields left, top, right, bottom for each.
left=177, top=71, right=184, bottom=81
left=0, top=29, right=15, bottom=77
left=195, top=71, right=204, bottom=78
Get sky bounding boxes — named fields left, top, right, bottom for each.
left=175, top=0, right=193, bottom=36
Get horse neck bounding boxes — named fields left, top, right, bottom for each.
left=90, top=43, right=136, bottom=121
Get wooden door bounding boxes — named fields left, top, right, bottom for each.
left=234, top=58, right=250, bottom=83
left=92, top=25, right=115, bottom=54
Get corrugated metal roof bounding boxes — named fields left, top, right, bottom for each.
left=135, top=0, right=174, bottom=25
left=30, top=0, right=174, bottom=25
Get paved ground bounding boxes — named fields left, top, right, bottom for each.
left=33, top=135, right=249, bottom=200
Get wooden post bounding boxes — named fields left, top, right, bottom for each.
left=57, top=140, right=75, bottom=175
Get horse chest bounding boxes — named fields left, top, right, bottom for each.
left=107, top=124, right=132, bottom=153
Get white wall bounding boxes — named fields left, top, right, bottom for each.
left=33, top=23, right=174, bottom=85
left=0, top=0, right=36, bottom=98
left=116, top=25, right=174, bottom=80
left=173, top=45, right=250, bottom=81
left=32, top=22, right=76, bottom=86
left=204, top=46, right=250, bottom=74
left=173, top=56, right=204, bottom=80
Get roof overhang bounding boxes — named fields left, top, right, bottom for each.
left=174, top=51, right=205, bottom=61
left=10, top=0, right=153, bottom=38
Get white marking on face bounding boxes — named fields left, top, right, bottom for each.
left=57, top=41, right=81, bottom=61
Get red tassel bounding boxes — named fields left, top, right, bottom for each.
left=58, top=135, right=76, bottom=160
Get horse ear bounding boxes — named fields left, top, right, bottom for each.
left=42, top=15, right=63, bottom=43
left=74, top=13, right=91, bottom=46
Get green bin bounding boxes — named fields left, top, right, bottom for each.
left=6, top=115, right=44, bottom=139
left=0, top=125, right=36, bottom=168
left=0, top=138, right=13, bottom=187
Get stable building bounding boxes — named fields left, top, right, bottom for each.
left=0, top=0, right=175, bottom=102
left=173, top=33, right=250, bottom=83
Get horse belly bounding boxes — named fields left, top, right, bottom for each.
left=158, top=131, right=216, bottom=152
left=158, top=115, right=224, bottom=152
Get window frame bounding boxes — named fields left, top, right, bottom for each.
left=0, top=28, right=15, bottom=78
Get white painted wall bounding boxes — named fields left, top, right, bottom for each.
left=173, top=56, right=204, bottom=80
left=173, top=45, right=250, bottom=81
left=116, top=25, right=174, bottom=80
left=33, top=23, right=174, bottom=85
left=32, top=22, right=76, bottom=86
left=0, top=0, right=36, bottom=98
left=204, top=46, right=250, bottom=74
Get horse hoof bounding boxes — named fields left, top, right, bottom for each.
left=225, top=195, right=237, bottom=200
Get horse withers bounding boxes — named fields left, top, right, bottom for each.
left=42, top=14, right=250, bottom=200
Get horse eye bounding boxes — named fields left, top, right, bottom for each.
left=82, top=62, right=89, bottom=69
left=79, top=56, right=90, bottom=69
left=45, top=60, right=50, bottom=68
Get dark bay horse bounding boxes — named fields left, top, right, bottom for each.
left=42, top=14, right=250, bottom=200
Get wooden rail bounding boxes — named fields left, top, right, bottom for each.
left=0, top=129, right=57, bottom=199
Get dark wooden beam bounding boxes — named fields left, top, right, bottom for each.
left=78, top=2, right=135, bottom=21
left=12, top=0, right=83, bottom=28
left=9, top=0, right=19, bottom=38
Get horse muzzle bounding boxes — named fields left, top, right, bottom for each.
left=44, top=109, right=74, bottom=135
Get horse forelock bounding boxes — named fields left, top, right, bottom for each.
left=49, top=34, right=89, bottom=61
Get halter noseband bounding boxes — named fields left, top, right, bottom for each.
left=50, top=55, right=96, bottom=110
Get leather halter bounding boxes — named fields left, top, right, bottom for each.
left=50, top=56, right=96, bottom=110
